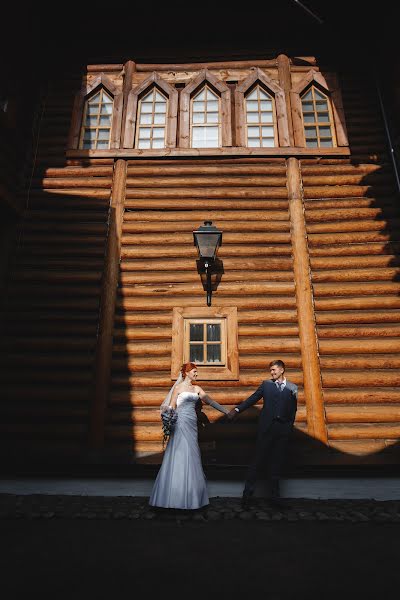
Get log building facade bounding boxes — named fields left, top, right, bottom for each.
left=1, top=42, right=400, bottom=469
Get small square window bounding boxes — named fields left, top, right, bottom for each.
left=171, top=307, right=239, bottom=381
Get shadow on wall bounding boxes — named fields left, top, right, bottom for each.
left=1, top=65, right=400, bottom=476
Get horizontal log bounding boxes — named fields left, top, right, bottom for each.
left=125, top=187, right=288, bottom=199
left=319, top=338, right=400, bottom=354
left=121, top=245, right=292, bottom=259
left=127, top=165, right=287, bottom=176
left=303, top=174, right=391, bottom=186
left=122, top=221, right=290, bottom=233
left=328, top=424, right=400, bottom=440
left=308, top=231, right=399, bottom=245
left=42, top=167, right=113, bottom=177
left=2, top=337, right=97, bottom=351
left=116, top=296, right=298, bottom=311
left=309, top=242, right=400, bottom=257
left=324, top=389, right=400, bottom=404
left=310, top=255, right=400, bottom=269
left=239, top=338, right=300, bottom=353
left=304, top=197, right=397, bottom=210
left=36, top=188, right=111, bottom=199
left=7, top=283, right=101, bottom=297
left=308, top=220, right=400, bottom=234
left=312, top=268, right=400, bottom=283
left=322, top=371, right=400, bottom=387
left=24, top=210, right=110, bottom=222
left=239, top=356, right=303, bottom=369
left=113, top=341, right=171, bottom=356
left=320, top=356, right=400, bottom=369
left=18, top=234, right=107, bottom=245
left=0, top=424, right=87, bottom=437
left=121, top=232, right=291, bottom=245
left=303, top=185, right=393, bottom=198
left=124, top=199, right=288, bottom=210
left=0, top=386, right=89, bottom=401
left=318, top=325, right=400, bottom=338
left=113, top=324, right=300, bottom=340
left=120, top=281, right=295, bottom=297
left=111, top=372, right=303, bottom=388
left=327, top=439, right=399, bottom=456
left=0, top=370, right=92, bottom=384
left=12, top=271, right=102, bottom=284
left=119, top=270, right=294, bottom=284
left=326, top=406, right=400, bottom=423
left=316, top=310, right=400, bottom=325
left=301, top=165, right=384, bottom=176
left=38, top=178, right=113, bottom=188
left=314, top=281, right=400, bottom=297
left=22, top=223, right=108, bottom=235
left=123, top=209, right=289, bottom=222
left=113, top=309, right=298, bottom=326
left=306, top=207, right=400, bottom=222
left=126, top=175, right=288, bottom=188
left=2, top=353, right=94, bottom=367
left=120, top=257, right=293, bottom=271
left=315, top=297, right=400, bottom=311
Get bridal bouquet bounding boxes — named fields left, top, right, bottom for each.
left=161, top=406, right=178, bottom=448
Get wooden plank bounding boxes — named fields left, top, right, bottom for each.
left=66, top=147, right=351, bottom=159
left=277, top=54, right=294, bottom=146
left=286, top=157, right=327, bottom=443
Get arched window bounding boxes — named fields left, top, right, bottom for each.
left=245, top=86, right=278, bottom=147
left=135, top=87, right=168, bottom=149
left=68, top=73, right=123, bottom=150
left=301, top=86, right=335, bottom=148
left=291, top=70, right=348, bottom=148
left=123, top=73, right=178, bottom=149
left=79, top=88, right=114, bottom=149
left=190, top=85, right=221, bottom=148
left=235, top=68, right=289, bottom=148
left=179, top=70, right=231, bottom=148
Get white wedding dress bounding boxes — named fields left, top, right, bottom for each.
left=149, top=391, right=209, bottom=510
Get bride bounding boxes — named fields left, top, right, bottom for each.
left=149, top=362, right=229, bottom=510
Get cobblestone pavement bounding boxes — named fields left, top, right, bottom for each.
left=1, top=493, right=400, bottom=522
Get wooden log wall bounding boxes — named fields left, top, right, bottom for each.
left=107, top=157, right=305, bottom=463
left=1, top=59, right=400, bottom=467
left=0, top=78, right=112, bottom=460
left=302, top=72, right=400, bottom=464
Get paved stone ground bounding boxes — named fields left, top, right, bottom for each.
left=1, top=493, right=400, bottom=522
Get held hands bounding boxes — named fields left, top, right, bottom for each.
left=226, top=408, right=239, bottom=421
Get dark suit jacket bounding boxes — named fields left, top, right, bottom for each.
left=236, top=379, right=298, bottom=433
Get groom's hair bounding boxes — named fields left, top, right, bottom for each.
left=269, top=359, right=285, bottom=371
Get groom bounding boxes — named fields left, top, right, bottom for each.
left=227, top=359, right=297, bottom=508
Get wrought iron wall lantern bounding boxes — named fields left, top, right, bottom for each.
left=193, top=220, right=224, bottom=306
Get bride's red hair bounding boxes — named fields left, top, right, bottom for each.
left=181, top=362, right=197, bottom=378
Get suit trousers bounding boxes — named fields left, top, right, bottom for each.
left=243, top=420, right=291, bottom=496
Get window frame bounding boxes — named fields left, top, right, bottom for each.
left=291, top=69, right=348, bottom=147
left=184, top=318, right=227, bottom=366
left=179, top=69, right=232, bottom=148
left=190, top=84, right=222, bottom=148
left=123, top=72, right=178, bottom=149
left=68, top=73, right=123, bottom=150
left=300, top=85, right=337, bottom=148
left=171, top=307, right=239, bottom=381
left=235, top=68, right=290, bottom=147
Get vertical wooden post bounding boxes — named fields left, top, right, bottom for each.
left=120, top=60, right=136, bottom=147
left=277, top=54, right=295, bottom=147
left=286, top=157, right=327, bottom=443
left=89, top=159, right=127, bottom=448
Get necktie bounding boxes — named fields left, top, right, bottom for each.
left=277, top=381, right=284, bottom=392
